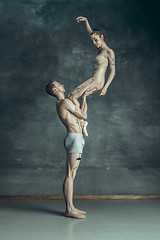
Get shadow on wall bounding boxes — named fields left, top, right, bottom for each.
left=121, top=0, right=160, bottom=49
left=0, top=24, right=59, bottom=169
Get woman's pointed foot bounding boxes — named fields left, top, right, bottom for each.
left=82, top=121, right=88, bottom=136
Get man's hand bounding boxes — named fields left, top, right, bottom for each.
left=76, top=16, right=87, bottom=23
left=82, top=88, right=97, bottom=98
left=83, top=89, right=92, bottom=96
left=99, top=87, right=107, bottom=96
left=81, top=91, right=87, bottom=102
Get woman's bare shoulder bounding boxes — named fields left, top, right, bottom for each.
left=104, top=48, right=114, bottom=56
left=102, top=49, right=115, bottom=61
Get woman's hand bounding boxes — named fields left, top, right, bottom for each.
left=76, top=16, right=87, bottom=23
left=99, top=87, right=107, bottom=96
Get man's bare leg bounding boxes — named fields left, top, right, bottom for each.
left=63, top=153, right=86, bottom=219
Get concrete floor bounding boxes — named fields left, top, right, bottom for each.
left=0, top=199, right=160, bottom=240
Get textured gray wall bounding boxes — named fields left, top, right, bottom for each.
left=0, top=0, right=160, bottom=195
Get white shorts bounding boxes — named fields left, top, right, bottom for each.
left=64, top=133, right=85, bottom=154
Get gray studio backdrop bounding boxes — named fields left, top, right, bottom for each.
left=0, top=0, right=160, bottom=195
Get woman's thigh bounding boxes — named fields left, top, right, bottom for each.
left=68, top=77, right=99, bottom=99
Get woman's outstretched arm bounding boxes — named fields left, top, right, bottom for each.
left=76, top=16, right=92, bottom=38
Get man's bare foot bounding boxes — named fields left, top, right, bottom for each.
left=82, top=121, right=88, bottom=136
left=65, top=211, right=86, bottom=219
left=73, top=208, right=86, bottom=214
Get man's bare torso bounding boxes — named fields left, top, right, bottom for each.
left=56, top=99, right=82, bottom=134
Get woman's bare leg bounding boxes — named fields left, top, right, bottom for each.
left=67, top=77, right=99, bottom=105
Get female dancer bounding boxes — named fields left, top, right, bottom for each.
left=68, top=16, right=116, bottom=106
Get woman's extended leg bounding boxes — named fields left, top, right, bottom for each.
left=67, top=77, right=99, bottom=106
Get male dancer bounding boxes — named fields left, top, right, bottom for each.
left=46, top=80, right=90, bottom=219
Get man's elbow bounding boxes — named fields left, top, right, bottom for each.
left=84, top=114, right=87, bottom=120
left=81, top=113, right=87, bottom=120
left=78, top=114, right=87, bottom=120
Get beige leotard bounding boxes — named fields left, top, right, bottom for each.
left=94, top=52, right=108, bottom=77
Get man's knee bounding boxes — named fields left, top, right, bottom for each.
left=72, top=166, right=78, bottom=179
left=67, top=166, right=78, bottom=179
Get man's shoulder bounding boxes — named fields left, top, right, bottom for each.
left=61, top=98, right=71, bottom=105
left=61, top=98, right=73, bottom=108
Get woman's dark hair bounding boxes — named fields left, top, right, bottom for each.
left=90, top=28, right=105, bottom=40
left=45, top=81, right=56, bottom=97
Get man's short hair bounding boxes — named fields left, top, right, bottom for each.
left=45, top=81, right=56, bottom=97
left=90, top=28, right=105, bottom=40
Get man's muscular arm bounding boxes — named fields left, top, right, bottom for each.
left=99, top=49, right=115, bottom=96
left=62, top=99, right=87, bottom=120
left=81, top=92, right=88, bottom=120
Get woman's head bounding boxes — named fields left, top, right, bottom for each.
left=91, top=28, right=105, bottom=39
left=90, top=28, right=105, bottom=48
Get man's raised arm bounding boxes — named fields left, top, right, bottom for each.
left=61, top=99, right=87, bottom=120
left=80, top=91, right=88, bottom=120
